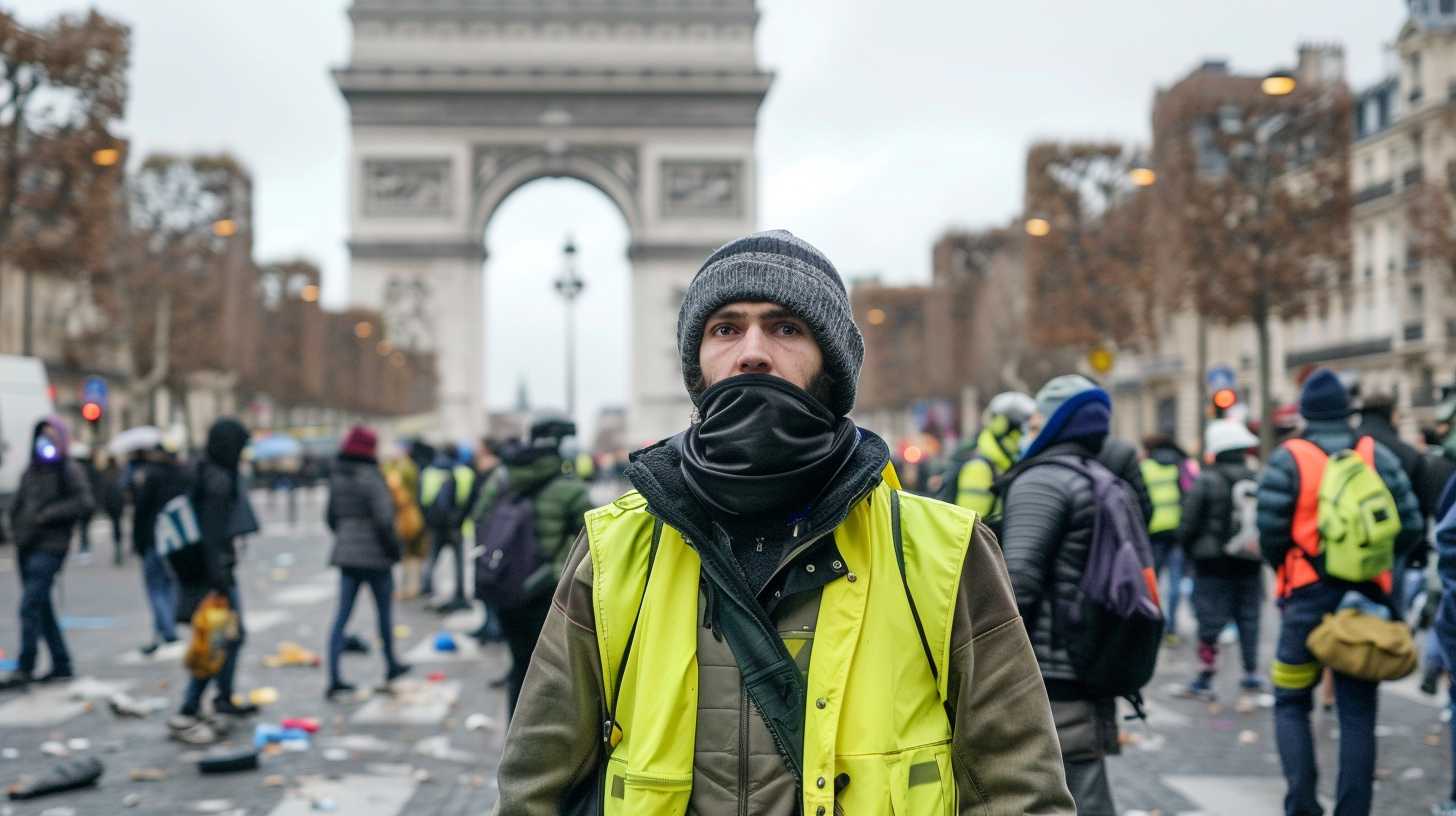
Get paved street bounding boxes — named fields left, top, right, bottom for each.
left=2, top=489, right=1454, bottom=815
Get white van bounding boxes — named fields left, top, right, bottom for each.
left=0, top=355, right=55, bottom=519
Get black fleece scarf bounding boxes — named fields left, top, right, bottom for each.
left=676, top=374, right=857, bottom=518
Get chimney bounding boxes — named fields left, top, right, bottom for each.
left=1297, top=43, right=1347, bottom=86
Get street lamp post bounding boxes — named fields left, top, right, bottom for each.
left=553, top=235, right=585, bottom=422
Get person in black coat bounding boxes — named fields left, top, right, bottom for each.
left=324, top=426, right=410, bottom=699
left=132, top=446, right=188, bottom=654
left=998, top=375, right=1127, bottom=816
left=1175, top=419, right=1264, bottom=700
left=0, top=417, right=94, bottom=691
left=167, top=418, right=255, bottom=743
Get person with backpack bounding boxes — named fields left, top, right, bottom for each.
left=1357, top=392, right=1439, bottom=609
left=496, top=231, right=1073, bottom=814
left=1256, top=368, right=1422, bottom=816
left=999, top=374, right=1163, bottom=816
left=323, top=426, right=411, bottom=699
left=132, top=443, right=189, bottom=656
left=165, top=418, right=258, bottom=745
left=935, top=390, right=1036, bottom=535
left=1141, top=433, right=1198, bottom=642
left=1175, top=419, right=1264, bottom=700
left=0, top=417, right=94, bottom=691
left=419, top=444, right=474, bottom=613
left=1430, top=486, right=1456, bottom=816
left=471, top=419, right=591, bottom=716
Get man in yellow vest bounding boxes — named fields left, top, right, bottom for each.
left=936, top=390, right=1036, bottom=536
left=1140, top=432, right=1196, bottom=642
left=495, top=230, right=1073, bottom=814
left=419, top=444, right=475, bottom=614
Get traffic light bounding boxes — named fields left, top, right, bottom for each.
left=1211, top=387, right=1238, bottom=418
left=81, top=400, right=102, bottom=424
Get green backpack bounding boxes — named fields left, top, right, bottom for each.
left=1316, top=438, right=1400, bottom=583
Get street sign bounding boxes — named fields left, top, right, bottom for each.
left=1088, top=347, right=1114, bottom=375
left=82, top=376, right=108, bottom=409
left=1206, top=365, right=1236, bottom=392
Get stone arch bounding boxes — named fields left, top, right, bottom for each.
left=471, top=146, right=644, bottom=241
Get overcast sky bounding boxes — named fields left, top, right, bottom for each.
left=20, top=1, right=1407, bottom=439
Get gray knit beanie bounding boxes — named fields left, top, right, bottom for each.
left=677, top=230, right=863, bottom=417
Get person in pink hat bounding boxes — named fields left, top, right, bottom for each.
left=323, top=425, right=411, bottom=699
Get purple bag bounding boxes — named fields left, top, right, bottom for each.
left=1043, top=455, right=1164, bottom=700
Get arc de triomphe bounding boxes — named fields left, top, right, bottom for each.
left=334, top=0, right=772, bottom=444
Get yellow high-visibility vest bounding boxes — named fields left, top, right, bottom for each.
left=1140, top=459, right=1182, bottom=535
left=586, top=479, right=974, bottom=814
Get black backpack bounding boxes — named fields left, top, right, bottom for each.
left=423, top=469, right=456, bottom=529
left=473, top=487, right=551, bottom=609
left=1041, top=455, right=1164, bottom=702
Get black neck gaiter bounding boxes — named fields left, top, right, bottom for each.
left=676, top=374, right=858, bottom=518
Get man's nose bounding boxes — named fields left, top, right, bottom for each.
left=735, top=326, right=772, bottom=374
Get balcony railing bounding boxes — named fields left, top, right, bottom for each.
left=1355, top=180, right=1396, bottom=205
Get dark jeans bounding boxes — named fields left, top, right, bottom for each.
left=181, top=584, right=245, bottom=716
left=423, top=530, right=465, bottom=603
left=107, top=511, right=123, bottom=564
left=327, top=567, right=400, bottom=685
left=1274, top=581, right=1379, bottom=816
left=16, top=549, right=71, bottom=676
left=1191, top=568, right=1263, bottom=674
left=141, top=549, right=178, bottom=643
left=1151, top=533, right=1185, bottom=633
left=499, top=593, right=553, bottom=718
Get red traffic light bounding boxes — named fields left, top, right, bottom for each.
left=81, top=402, right=102, bottom=422
left=1212, top=389, right=1238, bottom=411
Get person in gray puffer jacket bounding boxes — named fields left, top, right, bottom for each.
left=998, top=374, right=1131, bottom=816
left=324, top=425, right=410, bottom=699
left=0, top=417, right=94, bottom=691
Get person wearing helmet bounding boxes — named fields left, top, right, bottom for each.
left=937, top=391, right=1035, bottom=536
left=1174, top=419, right=1263, bottom=701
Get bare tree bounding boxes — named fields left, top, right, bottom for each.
left=1155, top=84, right=1352, bottom=453
left=1023, top=142, right=1160, bottom=356
left=0, top=9, right=128, bottom=354
left=98, top=153, right=249, bottom=424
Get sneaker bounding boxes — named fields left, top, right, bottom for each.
left=1432, top=801, right=1456, bottom=816
left=212, top=698, right=258, bottom=717
left=325, top=681, right=357, bottom=701
left=1176, top=672, right=1216, bottom=701
left=168, top=716, right=220, bottom=746
left=0, top=670, right=32, bottom=692
left=34, top=669, right=74, bottom=684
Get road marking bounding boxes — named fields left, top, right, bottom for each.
left=352, top=679, right=461, bottom=726
left=401, top=634, right=499, bottom=665
left=271, top=577, right=337, bottom=607
left=265, top=773, right=416, bottom=816
left=1162, top=775, right=1326, bottom=816
left=0, top=677, right=133, bottom=727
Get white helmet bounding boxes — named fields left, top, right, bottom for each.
left=985, top=391, right=1037, bottom=435
left=1204, top=419, right=1258, bottom=457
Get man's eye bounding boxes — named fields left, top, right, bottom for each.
left=711, top=324, right=736, bottom=337
left=776, top=323, right=801, bottom=336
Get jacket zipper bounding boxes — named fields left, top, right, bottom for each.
left=739, top=685, right=750, bottom=816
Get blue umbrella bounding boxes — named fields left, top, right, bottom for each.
left=251, top=435, right=302, bottom=462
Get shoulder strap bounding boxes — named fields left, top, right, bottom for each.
left=890, top=491, right=938, bottom=685
left=1355, top=436, right=1376, bottom=469
left=602, top=517, right=662, bottom=753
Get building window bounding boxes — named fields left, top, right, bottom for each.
left=1443, top=0, right=1455, bottom=15
left=1410, top=284, right=1425, bottom=312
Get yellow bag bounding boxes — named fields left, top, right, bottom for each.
left=1305, top=608, right=1417, bottom=683
left=184, top=593, right=239, bottom=679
